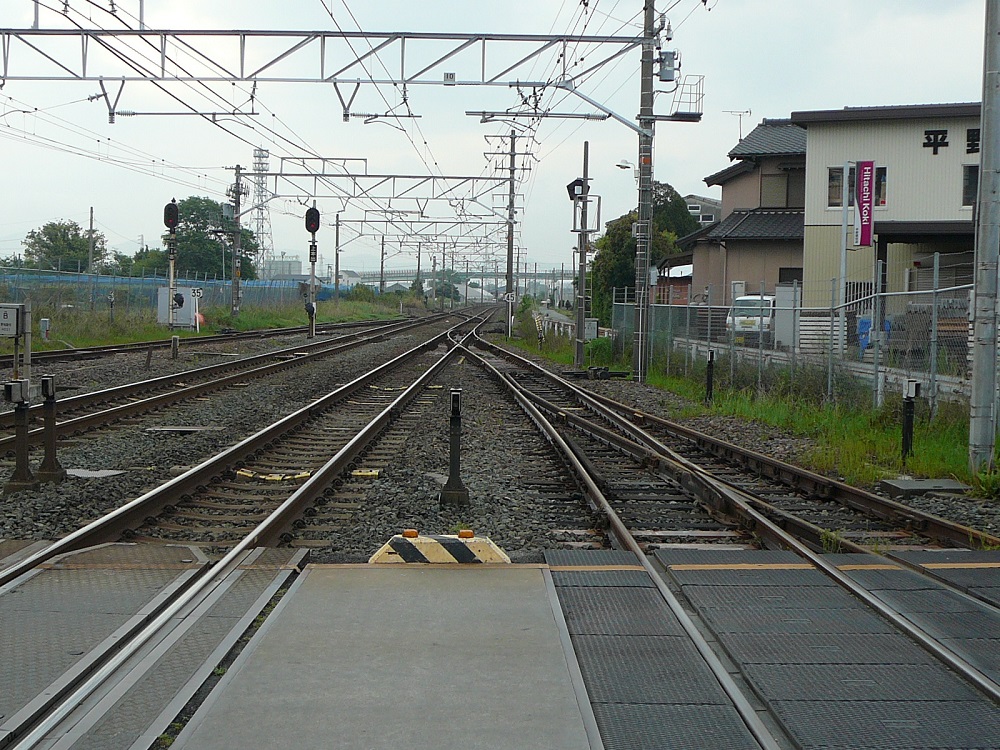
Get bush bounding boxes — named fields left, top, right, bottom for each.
left=349, top=285, right=376, bottom=303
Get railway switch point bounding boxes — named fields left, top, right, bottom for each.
left=369, top=531, right=511, bottom=564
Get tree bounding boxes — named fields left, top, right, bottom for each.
left=589, top=181, right=699, bottom=325
left=162, top=196, right=260, bottom=280
left=22, top=220, right=107, bottom=272
left=130, top=245, right=169, bottom=277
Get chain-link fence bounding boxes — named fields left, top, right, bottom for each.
left=613, top=278, right=974, bottom=410
left=0, top=267, right=339, bottom=315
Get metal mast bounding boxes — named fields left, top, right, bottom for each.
left=251, top=148, right=275, bottom=278
left=506, top=129, right=517, bottom=298
left=632, top=1, right=656, bottom=383
left=970, top=0, right=1000, bottom=472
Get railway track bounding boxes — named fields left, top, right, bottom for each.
left=0, top=314, right=487, bottom=583
left=0, top=315, right=450, bottom=454
left=463, top=335, right=1000, bottom=708
left=0, top=313, right=501, bottom=750
left=1, top=318, right=999, bottom=749
left=471, top=334, right=1000, bottom=555
left=0, top=318, right=399, bottom=369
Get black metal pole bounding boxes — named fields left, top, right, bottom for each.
left=902, top=395, right=915, bottom=462
left=37, top=375, right=66, bottom=483
left=706, top=349, right=715, bottom=404
left=4, top=381, right=38, bottom=494
left=440, top=389, right=470, bottom=507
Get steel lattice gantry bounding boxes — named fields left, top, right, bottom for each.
left=0, top=29, right=640, bottom=86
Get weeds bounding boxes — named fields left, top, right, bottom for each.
left=973, top=470, right=1000, bottom=501
left=820, top=528, right=845, bottom=553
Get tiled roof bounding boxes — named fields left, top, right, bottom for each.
left=705, top=209, right=804, bottom=241
left=728, top=119, right=807, bottom=159
left=675, top=224, right=717, bottom=252
left=704, top=160, right=754, bottom=186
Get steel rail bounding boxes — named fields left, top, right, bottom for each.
left=468, top=339, right=1000, bottom=706
left=3, top=315, right=490, bottom=749
left=0, top=318, right=403, bottom=369
left=0, top=316, right=482, bottom=589
left=460, top=343, right=784, bottom=750
left=6, top=318, right=486, bottom=750
left=472, top=335, right=1000, bottom=550
left=0, top=315, right=443, bottom=451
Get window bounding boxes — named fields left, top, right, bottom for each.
left=687, top=204, right=700, bottom=214
left=963, top=165, right=979, bottom=207
left=828, top=166, right=888, bottom=207
left=761, top=174, right=789, bottom=208
left=700, top=213, right=715, bottom=223
left=778, top=267, right=804, bottom=283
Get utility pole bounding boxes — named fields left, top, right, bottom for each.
left=506, top=129, right=516, bottom=299
left=575, top=142, right=591, bottom=370
left=970, top=0, right=1000, bottom=472
left=632, top=2, right=656, bottom=382
left=334, top=213, right=341, bottom=307
left=231, top=164, right=243, bottom=317
left=379, top=236, right=386, bottom=294
left=432, top=255, right=438, bottom=308
left=416, top=242, right=422, bottom=294
left=88, top=207, right=95, bottom=310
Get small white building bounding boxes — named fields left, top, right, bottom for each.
left=790, top=103, right=978, bottom=308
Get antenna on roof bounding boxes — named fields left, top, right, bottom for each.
left=724, top=109, right=752, bottom=140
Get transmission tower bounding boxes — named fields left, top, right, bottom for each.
left=251, top=148, right=275, bottom=278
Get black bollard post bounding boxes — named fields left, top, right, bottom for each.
left=36, top=375, right=66, bottom=483
left=4, top=380, right=39, bottom=494
left=439, top=388, right=471, bottom=507
left=901, top=379, right=920, bottom=463
left=705, top=349, right=715, bottom=404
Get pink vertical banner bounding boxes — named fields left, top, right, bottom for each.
left=854, top=160, right=875, bottom=247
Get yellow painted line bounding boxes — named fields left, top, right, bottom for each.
left=837, top=564, right=904, bottom=570
left=921, top=561, right=1000, bottom=569
left=39, top=563, right=203, bottom=570
left=547, top=565, right=646, bottom=572
left=668, top=563, right=815, bottom=571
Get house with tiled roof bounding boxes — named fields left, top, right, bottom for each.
left=675, top=118, right=806, bottom=305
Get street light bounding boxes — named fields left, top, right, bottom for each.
left=616, top=160, right=639, bottom=183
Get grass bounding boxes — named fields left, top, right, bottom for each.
left=505, top=309, right=992, bottom=494
left=0, top=297, right=412, bottom=353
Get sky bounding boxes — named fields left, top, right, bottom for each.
left=0, top=0, right=988, bottom=277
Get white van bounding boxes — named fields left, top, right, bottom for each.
left=726, top=294, right=776, bottom=345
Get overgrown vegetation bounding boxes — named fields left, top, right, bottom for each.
left=0, top=293, right=425, bottom=353
left=505, top=300, right=994, bottom=495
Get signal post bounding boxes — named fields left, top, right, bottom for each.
left=163, top=199, right=179, bottom=329
left=305, top=205, right=320, bottom=339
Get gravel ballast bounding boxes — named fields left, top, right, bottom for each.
left=2, top=329, right=998, bottom=554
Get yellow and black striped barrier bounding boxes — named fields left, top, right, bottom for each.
left=369, top=528, right=510, bottom=564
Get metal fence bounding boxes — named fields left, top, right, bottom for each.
left=613, top=279, right=974, bottom=410
left=0, top=267, right=349, bottom=314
